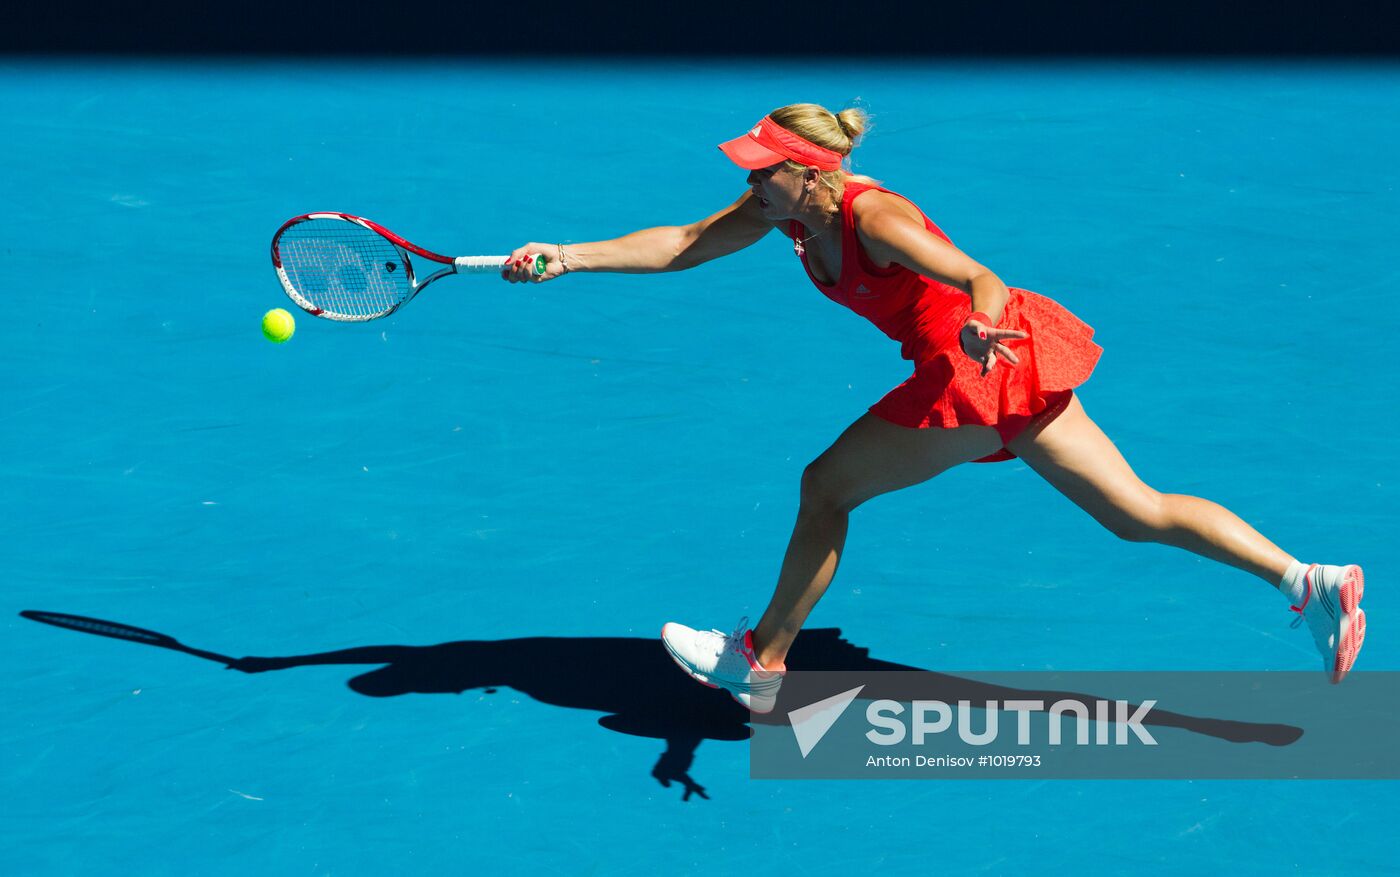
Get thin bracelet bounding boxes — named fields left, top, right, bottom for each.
left=557, top=243, right=571, bottom=274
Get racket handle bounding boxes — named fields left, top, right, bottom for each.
left=455, top=254, right=547, bottom=275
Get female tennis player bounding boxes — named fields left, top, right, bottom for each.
left=502, top=103, right=1365, bottom=712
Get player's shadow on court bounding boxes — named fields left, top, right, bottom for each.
left=19, top=612, right=1304, bottom=802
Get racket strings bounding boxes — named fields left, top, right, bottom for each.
left=278, top=220, right=413, bottom=319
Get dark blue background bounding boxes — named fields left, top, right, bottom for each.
left=7, top=0, right=1400, bottom=55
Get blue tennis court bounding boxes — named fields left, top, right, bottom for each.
left=3, top=59, right=1397, bottom=873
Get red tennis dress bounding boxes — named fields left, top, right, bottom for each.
left=790, top=181, right=1102, bottom=463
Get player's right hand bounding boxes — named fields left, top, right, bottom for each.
left=502, top=243, right=566, bottom=283
left=225, top=656, right=287, bottom=673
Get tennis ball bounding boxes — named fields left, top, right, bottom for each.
left=262, top=308, right=295, bottom=344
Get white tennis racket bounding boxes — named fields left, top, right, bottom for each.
left=271, top=212, right=545, bottom=322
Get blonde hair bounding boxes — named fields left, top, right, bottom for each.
left=768, top=102, right=880, bottom=201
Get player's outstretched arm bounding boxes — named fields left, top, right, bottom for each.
left=502, top=191, right=772, bottom=282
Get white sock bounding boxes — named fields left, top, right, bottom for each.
left=1278, top=559, right=1310, bottom=607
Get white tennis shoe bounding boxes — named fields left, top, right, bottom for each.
left=1292, top=563, right=1366, bottom=684
left=661, top=617, right=785, bottom=713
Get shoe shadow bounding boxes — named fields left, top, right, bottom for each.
left=20, top=612, right=1304, bottom=800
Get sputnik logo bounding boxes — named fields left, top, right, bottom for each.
left=788, top=685, right=865, bottom=758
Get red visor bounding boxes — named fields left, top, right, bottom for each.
left=718, top=116, right=844, bottom=171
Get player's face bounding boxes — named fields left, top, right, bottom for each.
left=748, top=163, right=809, bottom=217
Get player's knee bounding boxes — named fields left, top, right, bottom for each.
left=799, top=458, right=858, bottom=515
left=1103, top=493, right=1168, bottom=543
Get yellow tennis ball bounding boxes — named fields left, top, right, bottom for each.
left=262, top=308, right=295, bottom=343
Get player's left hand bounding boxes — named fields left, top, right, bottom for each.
left=960, top=320, right=1028, bottom=376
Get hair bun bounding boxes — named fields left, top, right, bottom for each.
left=837, top=107, right=870, bottom=142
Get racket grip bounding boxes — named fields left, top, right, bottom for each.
left=456, top=254, right=547, bottom=275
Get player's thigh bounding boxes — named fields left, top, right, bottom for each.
left=803, top=413, right=1004, bottom=512
left=1005, top=394, right=1163, bottom=536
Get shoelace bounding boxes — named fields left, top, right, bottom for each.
left=713, top=617, right=783, bottom=684
left=708, top=616, right=751, bottom=657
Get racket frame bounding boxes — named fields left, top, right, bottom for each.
left=270, top=212, right=532, bottom=322
left=20, top=610, right=234, bottom=664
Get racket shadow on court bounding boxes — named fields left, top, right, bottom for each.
left=21, top=610, right=1304, bottom=802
